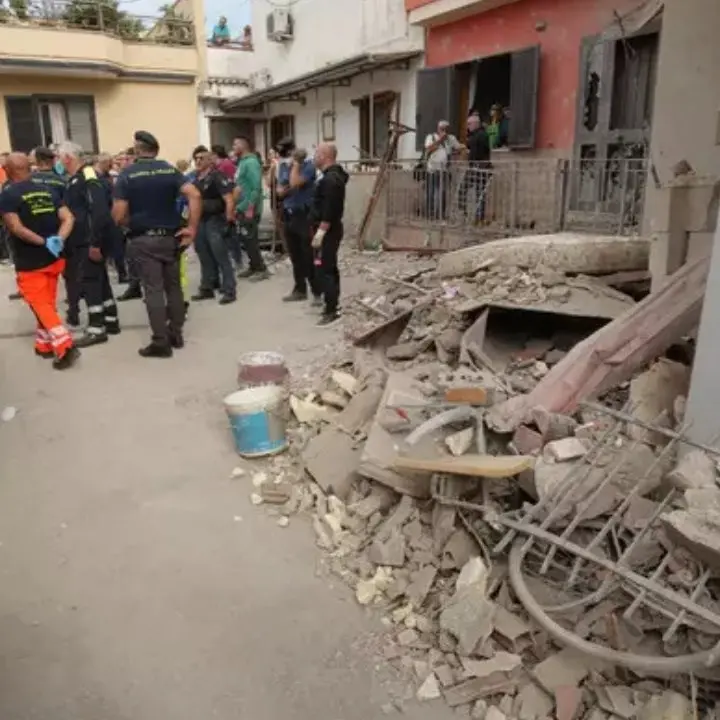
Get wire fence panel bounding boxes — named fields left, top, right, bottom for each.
left=383, top=157, right=648, bottom=249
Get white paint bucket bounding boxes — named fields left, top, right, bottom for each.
left=223, top=384, right=289, bottom=458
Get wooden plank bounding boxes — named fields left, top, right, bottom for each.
left=393, top=454, right=534, bottom=478
left=443, top=387, right=492, bottom=406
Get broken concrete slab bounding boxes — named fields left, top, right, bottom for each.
left=662, top=508, right=720, bottom=570
left=437, top=233, right=650, bottom=279
left=446, top=426, right=475, bottom=456
left=442, top=529, right=479, bottom=570
left=638, top=691, right=692, bottom=720
left=330, top=369, right=358, bottom=396
left=515, top=682, right=553, bottom=720
left=628, top=358, right=690, bottom=445
left=492, top=606, right=530, bottom=643
left=320, top=390, right=348, bottom=409
left=406, top=565, right=438, bottom=607
left=386, top=338, right=433, bottom=361
left=290, top=395, right=330, bottom=424
left=532, top=649, right=595, bottom=694
left=348, top=485, right=398, bottom=519
left=442, top=671, right=520, bottom=707
left=456, top=557, right=489, bottom=593
left=483, top=708, right=507, bottom=720
left=358, top=373, right=432, bottom=498
left=461, top=652, right=522, bottom=678
left=393, top=454, right=533, bottom=479
left=486, top=257, right=709, bottom=432
left=542, top=437, right=587, bottom=462
left=595, top=685, right=638, bottom=719
left=303, top=427, right=361, bottom=501
left=667, top=449, right=716, bottom=491
left=512, top=425, right=544, bottom=455
left=440, top=593, right=495, bottom=656
left=376, top=494, right=415, bottom=541
left=368, top=530, right=406, bottom=567
left=417, top=672, right=442, bottom=701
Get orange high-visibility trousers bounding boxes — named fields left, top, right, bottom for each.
left=16, top=259, right=74, bottom=358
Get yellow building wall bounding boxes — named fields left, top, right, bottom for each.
left=0, top=77, right=198, bottom=162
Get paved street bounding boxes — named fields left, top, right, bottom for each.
left=0, top=257, right=453, bottom=720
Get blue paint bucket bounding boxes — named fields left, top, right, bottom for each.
left=224, top=385, right=289, bottom=458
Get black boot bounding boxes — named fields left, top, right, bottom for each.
left=53, top=346, right=81, bottom=370
left=75, top=331, right=109, bottom=348
left=191, top=289, right=215, bottom=301
left=138, top=342, right=173, bottom=358
left=117, top=284, right=142, bottom=302
left=283, top=290, right=307, bottom=302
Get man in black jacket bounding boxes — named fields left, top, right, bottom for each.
left=310, top=143, right=348, bottom=326
left=459, top=112, right=491, bottom=221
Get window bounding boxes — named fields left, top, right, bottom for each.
left=4, top=96, right=98, bottom=153
left=414, top=46, right=540, bottom=151
left=269, top=114, right=294, bottom=149
left=355, top=91, right=399, bottom=160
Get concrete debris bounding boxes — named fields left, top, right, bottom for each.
left=595, top=685, right=638, bottom=719
left=242, top=250, right=706, bottom=719
left=628, top=359, right=690, bottom=445
left=542, top=437, right=587, bottom=462
left=667, top=448, right=716, bottom=491
left=330, top=370, right=358, bottom=396
left=368, top=530, right=406, bottom=567
left=416, top=672, right=442, bottom=701
left=446, top=426, right=475, bottom=456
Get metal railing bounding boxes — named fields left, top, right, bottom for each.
left=384, top=157, right=648, bottom=239
left=0, top=0, right=195, bottom=45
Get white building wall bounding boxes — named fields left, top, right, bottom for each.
left=250, top=0, right=423, bottom=86
left=261, top=64, right=419, bottom=161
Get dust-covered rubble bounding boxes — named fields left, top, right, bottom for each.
left=232, top=249, right=720, bottom=718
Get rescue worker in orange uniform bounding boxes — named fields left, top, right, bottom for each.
left=0, top=153, right=80, bottom=369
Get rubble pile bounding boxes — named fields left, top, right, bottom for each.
left=238, top=245, right=720, bottom=718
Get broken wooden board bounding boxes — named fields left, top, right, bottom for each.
left=393, top=454, right=533, bottom=478
left=352, top=299, right=432, bottom=350
left=358, top=373, right=432, bottom=498
left=444, top=387, right=492, bottom=406
left=437, top=233, right=649, bottom=278
left=487, top=256, right=709, bottom=432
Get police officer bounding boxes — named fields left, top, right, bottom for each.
left=276, top=137, right=321, bottom=303
left=112, top=131, right=201, bottom=358
left=57, top=141, right=121, bottom=347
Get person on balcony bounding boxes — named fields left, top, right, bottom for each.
left=211, top=16, right=231, bottom=45
left=459, top=112, right=491, bottom=222
left=487, top=104, right=509, bottom=149
left=424, top=120, right=462, bottom=221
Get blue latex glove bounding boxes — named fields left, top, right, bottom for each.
left=45, top=235, right=63, bottom=258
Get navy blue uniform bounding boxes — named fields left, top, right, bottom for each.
left=114, top=157, right=186, bottom=349
left=31, top=170, right=67, bottom=204
left=63, top=165, right=120, bottom=338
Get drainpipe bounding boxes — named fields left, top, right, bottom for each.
left=369, top=71, right=374, bottom=160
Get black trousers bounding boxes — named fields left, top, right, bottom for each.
left=319, top=223, right=343, bottom=314
left=130, top=234, right=184, bottom=345
left=65, top=245, right=119, bottom=332
left=237, top=217, right=266, bottom=273
left=284, top=209, right=319, bottom=296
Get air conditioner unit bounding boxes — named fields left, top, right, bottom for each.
left=266, top=8, right=293, bottom=41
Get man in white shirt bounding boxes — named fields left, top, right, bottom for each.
left=424, top=120, right=461, bottom=221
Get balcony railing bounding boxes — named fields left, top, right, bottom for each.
left=0, top=0, right=195, bottom=45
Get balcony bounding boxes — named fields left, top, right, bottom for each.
left=0, top=0, right=199, bottom=80
left=405, top=0, right=521, bottom=26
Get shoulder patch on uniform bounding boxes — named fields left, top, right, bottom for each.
left=82, top=167, right=97, bottom=181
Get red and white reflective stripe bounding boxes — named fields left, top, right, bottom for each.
left=35, top=328, right=51, bottom=341
left=48, top=325, right=71, bottom=347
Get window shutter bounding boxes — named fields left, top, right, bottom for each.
left=508, top=45, right=540, bottom=149
left=66, top=98, right=97, bottom=153
left=4, top=97, right=40, bottom=152
left=415, top=66, right=458, bottom=152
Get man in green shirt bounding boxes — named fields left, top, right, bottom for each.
left=233, top=136, right=269, bottom=280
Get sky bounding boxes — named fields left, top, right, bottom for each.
left=120, top=0, right=252, bottom=39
